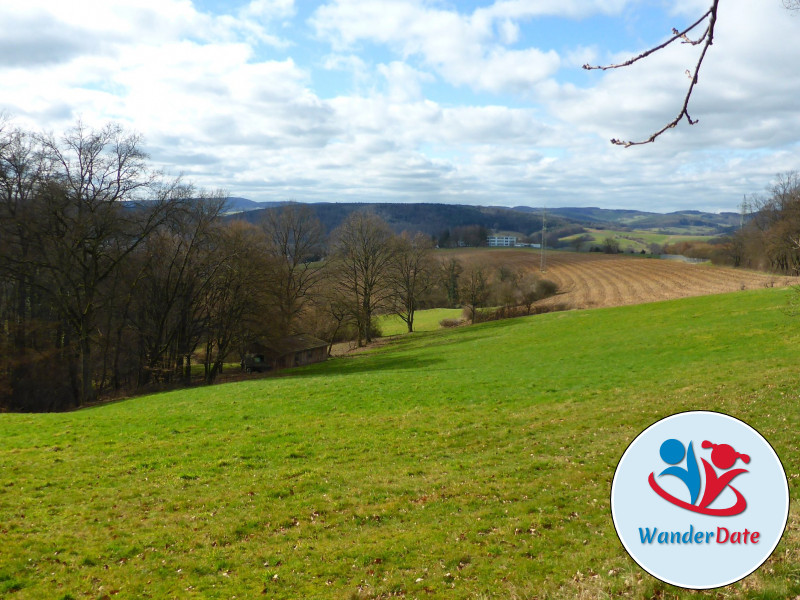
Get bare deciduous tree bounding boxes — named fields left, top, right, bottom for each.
left=458, top=266, right=489, bottom=324
left=441, top=257, right=463, bottom=307
left=603, top=236, right=621, bottom=254
left=261, top=204, right=325, bottom=336
left=389, top=232, right=437, bottom=333
left=132, top=192, right=228, bottom=386
left=200, top=220, right=267, bottom=384
left=3, top=122, right=176, bottom=405
left=570, top=234, right=592, bottom=252
left=518, top=274, right=543, bottom=315
left=329, top=212, right=395, bottom=346
left=730, top=172, right=800, bottom=274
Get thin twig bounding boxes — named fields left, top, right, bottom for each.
left=584, top=0, right=720, bottom=147
left=582, top=9, right=711, bottom=72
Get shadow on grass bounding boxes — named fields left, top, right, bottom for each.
left=228, top=315, right=544, bottom=387
left=276, top=317, right=535, bottom=379
left=288, top=352, right=447, bottom=377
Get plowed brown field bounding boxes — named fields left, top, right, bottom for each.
left=442, top=249, right=799, bottom=310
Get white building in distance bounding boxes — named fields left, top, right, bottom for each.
left=487, top=235, right=517, bottom=247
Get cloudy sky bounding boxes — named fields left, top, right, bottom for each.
left=2, top=0, right=798, bottom=212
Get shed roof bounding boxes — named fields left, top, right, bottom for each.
left=250, top=334, right=328, bottom=358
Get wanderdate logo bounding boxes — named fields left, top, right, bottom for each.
left=649, top=438, right=750, bottom=516
left=611, top=411, right=789, bottom=589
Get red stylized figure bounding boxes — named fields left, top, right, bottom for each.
left=697, top=441, right=749, bottom=511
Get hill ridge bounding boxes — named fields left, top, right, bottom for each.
left=228, top=200, right=738, bottom=236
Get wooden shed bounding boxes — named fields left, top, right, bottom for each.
left=245, top=335, right=328, bottom=371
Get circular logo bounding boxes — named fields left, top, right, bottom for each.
left=610, top=411, right=789, bottom=589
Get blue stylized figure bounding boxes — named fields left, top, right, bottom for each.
left=658, top=439, right=701, bottom=505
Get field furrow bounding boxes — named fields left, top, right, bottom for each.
left=440, top=249, right=799, bottom=310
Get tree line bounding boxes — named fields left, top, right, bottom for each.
left=730, top=172, right=800, bottom=274
left=666, top=173, right=800, bottom=273
left=1, top=120, right=561, bottom=412
left=0, top=120, right=238, bottom=410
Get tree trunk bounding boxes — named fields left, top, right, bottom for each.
left=79, top=334, right=95, bottom=405
left=184, top=354, right=192, bottom=385
left=364, top=307, right=372, bottom=344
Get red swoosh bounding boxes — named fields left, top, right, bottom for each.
left=648, top=472, right=747, bottom=516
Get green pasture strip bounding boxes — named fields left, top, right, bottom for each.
left=561, top=228, right=714, bottom=251
left=1, top=288, right=799, bottom=599
left=378, top=308, right=463, bottom=336
left=189, top=362, right=241, bottom=377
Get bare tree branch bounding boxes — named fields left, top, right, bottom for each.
left=583, top=0, right=720, bottom=147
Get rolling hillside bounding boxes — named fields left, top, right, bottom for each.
left=1, top=289, right=799, bottom=598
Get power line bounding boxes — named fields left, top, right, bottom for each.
left=540, top=204, right=547, bottom=273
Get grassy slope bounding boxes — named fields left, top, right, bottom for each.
left=378, top=308, right=463, bottom=336
left=2, top=289, right=800, bottom=599
left=561, top=229, right=712, bottom=252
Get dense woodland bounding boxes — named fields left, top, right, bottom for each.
left=0, top=121, right=561, bottom=412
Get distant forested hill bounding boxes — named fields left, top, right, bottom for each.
left=229, top=200, right=739, bottom=237
left=233, top=202, right=566, bottom=237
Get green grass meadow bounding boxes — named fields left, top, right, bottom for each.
left=2, top=289, right=800, bottom=599
left=377, top=308, right=463, bottom=336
